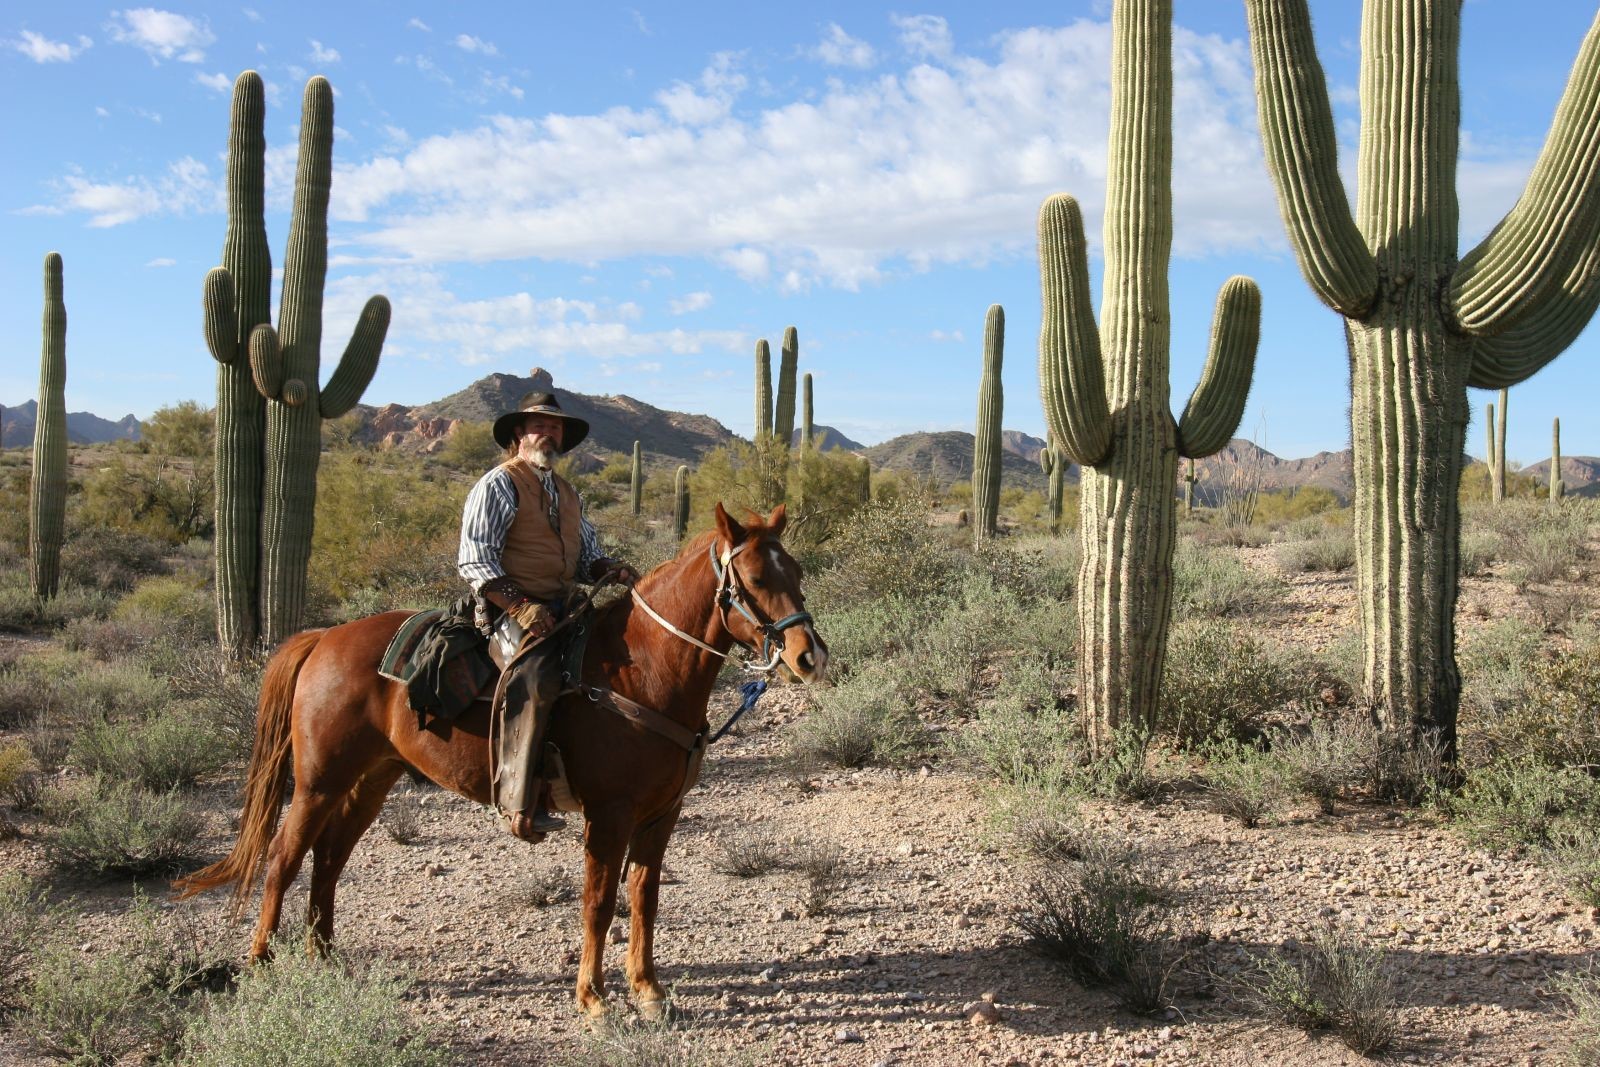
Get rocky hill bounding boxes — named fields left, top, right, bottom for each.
left=0, top=401, right=140, bottom=448
left=1522, top=456, right=1600, bottom=499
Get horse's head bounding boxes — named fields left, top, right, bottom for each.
left=711, top=502, right=828, bottom=684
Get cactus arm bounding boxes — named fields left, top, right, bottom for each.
left=1243, top=0, right=1377, bottom=317
left=250, top=324, right=284, bottom=400
left=319, top=295, right=389, bottom=418
left=1451, top=13, right=1600, bottom=336
left=1177, top=276, right=1261, bottom=459
left=203, top=269, right=239, bottom=364
left=1037, top=193, right=1113, bottom=467
left=774, top=326, right=798, bottom=446
left=1466, top=213, right=1600, bottom=388
left=753, top=339, right=772, bottom=441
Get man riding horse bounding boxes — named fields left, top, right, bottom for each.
left=458, top=392, right=640, bottom=841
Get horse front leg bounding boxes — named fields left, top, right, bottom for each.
left=576, top=810, right=630, bottom=1020
left=624, top=806, right=682, bottom=1020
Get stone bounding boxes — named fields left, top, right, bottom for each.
left=835, top=1027, right=865, bottom=1043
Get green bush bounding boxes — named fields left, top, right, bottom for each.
left=1450, top=760, right=1600, bottom=854
left=71, top=707, right=232, bottom=791
left=1558, top=967, right=1600, bottom=1066
left=1547, top=828, right=1600, bottom=908
left=1201, top=738, right=1288, bottom=828
left=0, top=872, right=65, bottom=1011
left=18, top=939, right=183, bottom=1063
left=561, top=1017, right=741, bottom=1067
left=806, top=495, right=960, bottom=611
left=786, top=662, right=924, bottom=769
left=1160, top=621, right=1308, bottom=747
left=1273, top=529, right=1355, bottom=573
left=1461, top=625, right=1600, bottom=768
left=60, top=527, right=173, bottom=593
left=0, top=649, right=167, bottom=728
left=47, top=778, right=206, bottom=877
left=0, top=570, right=116, bottom=632
left=1239, top=925, right=1401, bottom=1055
left=1271, top=718, right=1368, bottom=814
left=179, top=934, right=447, bottom=1067
left=962, top=658, right=1083, bottom=787
left=1172, top=540, right=1282, bottom=618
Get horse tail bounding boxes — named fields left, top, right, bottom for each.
left=172, top=629, right=324, bottom=917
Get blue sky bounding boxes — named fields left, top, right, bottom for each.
left=2, top=2, right=1596, bottom=465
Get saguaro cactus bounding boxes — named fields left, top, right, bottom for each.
left=774, top=326, right=798, bottom=447
left=973, top=305, right=1005, bottom=542
left=1038, top=0, right=1261, bottom=751
left=1183, top=457, right=1197, bottom=515
left=673, top=465, right=691, bottom=540
left=1041, top=441, right=1067, bottom=534
left=630, top=441, right=643, bottom=515
left=30, top=253, right=67, bottom=600
left=1552, top=418, right=1566, bottom=502
left=800, top=373, right=814, bottom=451
left=1244, top=1, right=1600, bottom=754
left=1487, top=389, right=1509, bottom=503
left=204, top=73, right=390, bottom=651
left=858, top=457, right=872, bottom=503
left=754, top=339, right=773, bottom=442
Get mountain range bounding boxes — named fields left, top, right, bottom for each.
left=4, top=369, right=1594, bottom=500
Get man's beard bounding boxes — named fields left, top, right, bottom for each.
left=519, top=436, right=558, bottom=469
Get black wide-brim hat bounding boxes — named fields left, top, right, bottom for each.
left=492, top=392, right=590, bottom=452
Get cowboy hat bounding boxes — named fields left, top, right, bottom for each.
left=492, top=392, right=590, bottom=452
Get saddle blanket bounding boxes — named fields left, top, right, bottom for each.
left=378, top=607, right=497, bottom=725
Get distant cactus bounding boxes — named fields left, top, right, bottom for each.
left=1183, top=457, right=1197, bottom=515
left=205, top=74, right=390, bottom=650
left=1487, top=390, right=1508, bottom=504
left=973, top=305, right=1005, bottom=542
left=1041, top=441, right=1067, bottom=534
left=30, top=253, right=67, bottom=600
left=1244, top=0, right=1600, bottom=753
left=858, top=457, right=871, bottom=503
left=774, top=326, right=799, bottom=447
left=754, top=339, right=773, bottom=442
left=801, top=373, right=814, bottom=451
left=1039, top=0, right=1260, bottom=750
left=631, top=440, right=643, bottom=515
left=673, top=465, right=690, bottom=540
left=1552, top=418, right=1565, bottom=502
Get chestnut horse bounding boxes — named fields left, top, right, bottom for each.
left=174, top=504, right=826, bottom=1019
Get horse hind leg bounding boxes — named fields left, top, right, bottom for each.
left=248, top=784, right=347, bottom=961
left=306, top=763, right=407, bottom=955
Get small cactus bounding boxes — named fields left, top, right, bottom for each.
left=1041, top=441, right=1067, bottom=533
left=801, top=373, right=814, bottom=451
left=1487, top=390, right=1508, bottom=504
left=774, top=326, right=798, bottom=447
left=1184, top=457, right=1197, bottom=515
left=674, top=465, right=690, bottom=540
left=754, top=339, right=773, bottom=442
left=631, top=440, right=643, bottom=515
left=858, top=457, right=872, bottom=503
left=974, top=305, right=1005, bottom=542
left=1552, top=418, right=1566, bottom=502
left=30, top=253, right=67, bottom=600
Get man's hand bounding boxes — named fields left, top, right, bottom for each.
left=591, top=558, right=640, bottom=587
left=509, top=600, right=556, bottom=642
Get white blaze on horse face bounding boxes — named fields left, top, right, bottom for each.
left=765, top=545, right=795, bottom=585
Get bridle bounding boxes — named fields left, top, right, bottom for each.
left=630, top=538, right=813, bottom=673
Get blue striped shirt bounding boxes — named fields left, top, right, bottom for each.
left=457, top=463, right=605, bottom=591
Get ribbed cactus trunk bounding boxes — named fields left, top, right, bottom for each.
left=203, top=73, right=270, bottom=654
left=1183, top=457, right=1197, bottom=515
left=1039, top=0, right=1260, bottom=752
left=1492, top=389, right=1508, bottom=503
left=30, top=253, right=67, bottom=601
left=773, top=327, right=798, bottom=447
left=630, top=440, right=643, bottom=515
left=205, top=73, right=389, bottom=651
left=1552, top=418, right=1565, bottom=502
left=1244, top=1, right=1600, bottom=756
left=973, top=305, right=1005, bottom=542
left=1041, top=443, right=1067, bottom=534
left=673, top=465, right=690, bottom=541
left=754, top=340, right=773, bottom=442
left=800, top=373, right=814, bottom=451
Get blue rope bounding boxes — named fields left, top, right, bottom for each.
left=710, top=680, right=768, bottom=743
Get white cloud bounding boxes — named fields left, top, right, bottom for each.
left=309, top=39, right=340, bottom=64
left=929, top=328, right=966, bottom=342
left=50, top=156, right=215, bottom=227
left=481, top=73, right=523, bottom=100
left=108, top=8, right=214, bottom=63
left=94, top=106, right=110, bottom=118
left=669, top=291, right=713, bottom=314
left=810, top=23, right=875, bottom=69
left=145, top=257, right=176, bottom=268
left=195, top=71, right=231, bottom=92
left=11, top=31, right=92, bottom=63
left=243, top=8, right=261, bottom=22
left=456, top=33, right=498, bottom=56
left=893, top=14, right=952, bottom=60
left=407, top=17, right=431, bottom=32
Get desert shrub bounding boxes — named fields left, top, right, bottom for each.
left=1457, top=618, right=1545, bottom=759
left=165, top=651, right=264, bottom=761
left=71, top=707, right=232, bottom=791
left=972, top=535, right=1079, bottom=603
left=178, top=931, right=447, bottom=1067
left=435, top=420, right=500, bottom=474
left=1494, top=499, right=1595, bottom=586
left=561, top=1017, right=738, bottom=1067
left=992, top=792, right=1088, bottom=864
left=1273, top=528, right=1355, bottom=573
left=1458, top=524, right=1502, bottom=576
left=786, top=662, right=924, bottom=769
left=1363, top=727, right=1448, bottom=807
left=60, top=527, right=172, bottom=593
left=47, top=778, right=205, bottom=877
left=381, top=788, right=426, bottom=846
left=1159, top=621, right=1308, bottom=747
left=812, top=595, right=936, bottom=681
left=18, top=940, right=183, bottom=1063
left=688, top=436, right=789, bottom=524
left=1271, top=719, right=1368, bottom=814
left=1252, top=486, right=1346, bottom=525
left=1450, top=760, right=1600, bottom=854
left=1172, top=540, right=1282, bottom=618
left=114, top=573, right=214, bottom=645
left=0, top=872, right=66, bottom=1011
left=1558, top=967, right=1600, bottom=1066
left=788, top=446, right=880, bottom=546
left=1239, top=925, right=1401, bottom=1055
left=1072, top=725, right=1169, bottom=803
left=1014, top=830, right=1180, bottom=1011
left=508, top=866, right=575, bottom=909
left=60, top=614, right=163, bottom=659
left=1547, top=828, right=1600, bottom=908
left=805, top=495, right=959, bottom=611
left=1202, top=739, right=1288, bottom=827
left=791, top=840, right=848, bottom=917
left=0, top=649, right=168, bottom=729
left=963, top=658, right=1083, bottom=787
left=0, top=571, right=117, bottom=632
left=710, top=828, right=789, bottom=878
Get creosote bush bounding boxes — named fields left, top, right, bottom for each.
left=1272, top=719, right=1368, bottom=815
left=46, top=777, right=205, bottom=877
left=1201, top=738, right=1288, bottom=828
left=1238, top=925, right=1402, bottom=1055
left=786, top=661, right=924, bottom=769
left=1160, top=621, right=1308, bottom=747
left=70, top=707, right=231, bottom=792
left=1172, top=540, right=1282, bottom=619
left=1558, top=966, right=1600, bottom=1066
left=710, top=828, right=790, bottom=878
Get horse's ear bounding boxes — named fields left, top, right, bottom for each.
left=714, top=502, right=746, bottom=547
left=767, top=503, right=787, bottom=537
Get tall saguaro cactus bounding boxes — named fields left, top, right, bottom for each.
left=973, top=305, right=1005, bottom=541
left=1244, top=1, right=1600, bottom=754
left=203, top=73, right=390, bottom=652
left=1041, top=441, right=1067, bottom=534
left=1038, top=0, right=1261, bottom=751
left=673, top=465, right=691, bottom=540
left=800, top=373, right=814, bottom=451
left=753, top=339, right=773, bottom=442
left=1552, top=418, right=1565, bottom=502
left=631, top=440, right=643, bottom=515
left=30, top=253, right=67, bottom=600
left=773, top=326, right=799, bottom=447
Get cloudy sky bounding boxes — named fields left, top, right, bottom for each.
left=3, top=1, right=1597, bottom=463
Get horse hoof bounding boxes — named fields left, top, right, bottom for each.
left=637, top=997, right=671, bottom=1023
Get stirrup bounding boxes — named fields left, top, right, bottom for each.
left=505, top=809, right=564, bottom=841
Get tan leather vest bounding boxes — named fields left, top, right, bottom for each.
left=499, top=458, right=583, bottom=601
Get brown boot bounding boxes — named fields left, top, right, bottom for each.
left=504, top=812, right=555, bottom=843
